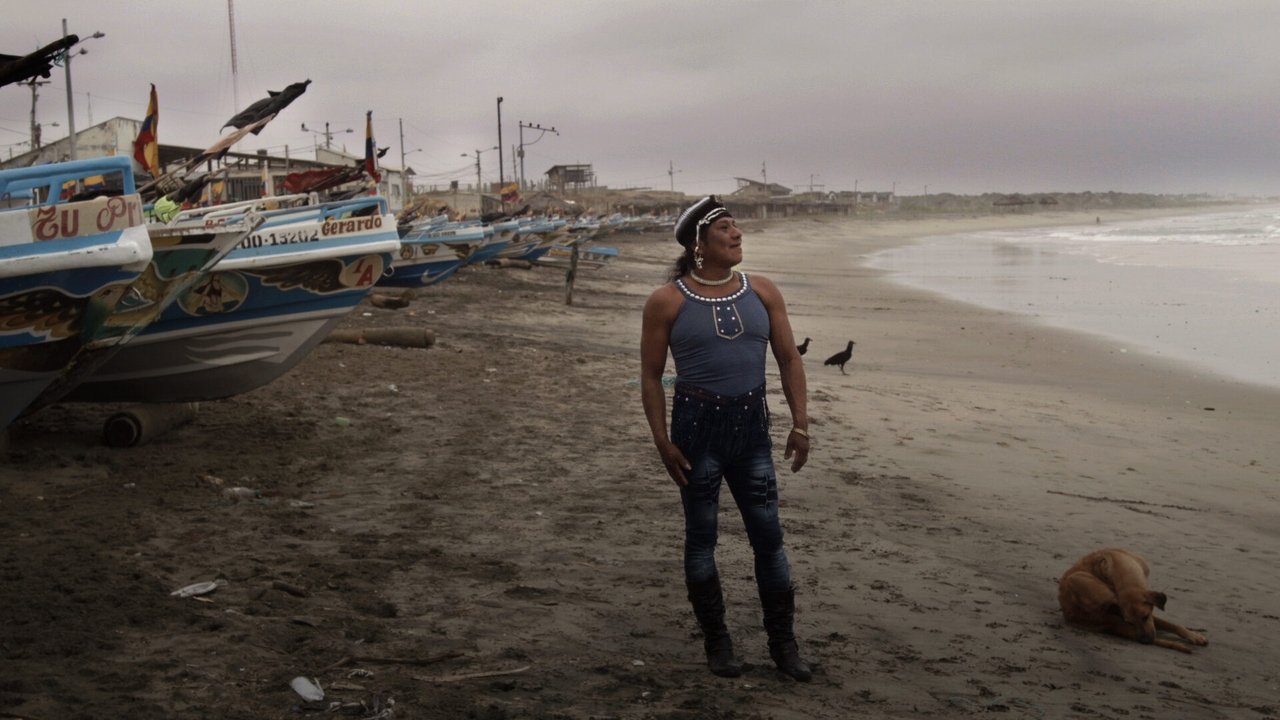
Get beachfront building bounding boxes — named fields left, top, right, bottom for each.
left=733, top=177, right=793, bottom=199
left=726, top=177, right=859, bottom=218
left=410, top=182, right=503, bottom=218
left=849, top=190, right=896, bottom=206
left=546, top=164, right=595, bottom=194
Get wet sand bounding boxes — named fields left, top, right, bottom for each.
left=3, top=209, right=1278, bottom=719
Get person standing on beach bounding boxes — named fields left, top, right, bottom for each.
left=639, top=196, right=813, bottom=681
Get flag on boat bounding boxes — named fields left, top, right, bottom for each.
left=283, top=166, right=363, bottom=194
left=132, top=84, right=160, bottom=176
left=363, top=110, right=381, bottom=183
left=184, top=114, right=275, bottom=170
left=501, top=183, right=520, bottom=204
left=222, top=79, right=311, bottom=133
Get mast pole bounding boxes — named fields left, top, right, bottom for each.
left=227, top=0, right=240, bottom=111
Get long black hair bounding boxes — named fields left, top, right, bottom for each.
left=668, top=241, right=697, bottom=281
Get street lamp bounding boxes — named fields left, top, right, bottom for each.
left=517, top=121, right=558, bottom=190
left=301, top=122, right=353, bottom=150
left=61, top=20, right=105, bottom=162
left=461, top=146, right=499, bottom=208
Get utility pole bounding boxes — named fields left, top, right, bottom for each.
left=62, top=19, right=76, bottom=161
left=496, top=97, right=504, bottom=189
left=761, top=161, right=767, bottom=185
left=669, top=161, right=676, bottom=192
left=399, top=118, right=408, bottom=205
left=461, top=146, right=498, bottom=208
left=517, top=121, right=557, bottom=190
left=27, top=79, right=48, bottom=149
left=302, top=122, right=351, bottom=150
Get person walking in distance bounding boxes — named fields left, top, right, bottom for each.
left=640, top=196, right=813, bottom=681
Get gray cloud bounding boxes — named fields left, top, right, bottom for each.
left=4, top=0, right=1278, bottom=195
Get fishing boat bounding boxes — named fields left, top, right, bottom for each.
left=65, top=194, right=400, bottom=403
left=0, top=157, right=153, bottom=428
left=534, top=243, right=619, bottom=270
left=26, top=191, right=267, bottom=412
left=508, top=217, right=571, bottom=263
left=490, top=217, right=548, bottom=261
left=459, top=221, right=507, bottom=267
left=566, top=216, right=603, bottom=241
left=380, top=215, right=483, bottom=287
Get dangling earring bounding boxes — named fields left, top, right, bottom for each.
left=694, top=244, right=704, bottom=270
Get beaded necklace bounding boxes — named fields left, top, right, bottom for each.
left=690, top=270, right=735, bottom=286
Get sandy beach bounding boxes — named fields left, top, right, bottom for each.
left=3, top=209, right=1279, bottom=719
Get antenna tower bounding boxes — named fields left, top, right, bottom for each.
left=227, top=0, right=240, bottom=111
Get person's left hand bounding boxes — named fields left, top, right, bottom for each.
left=784, top=431, right=809, bottom=472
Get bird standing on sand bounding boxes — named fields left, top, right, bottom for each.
left=824, top=340, right=856, bottom=374
left=797, top=337, right=811, bottom=356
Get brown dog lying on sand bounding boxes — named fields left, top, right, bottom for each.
left=1058, top=548, right=1208, bottom=653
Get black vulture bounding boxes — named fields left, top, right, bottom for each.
left=823, top=340, right=856, bottom=374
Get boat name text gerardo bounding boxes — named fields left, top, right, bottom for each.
left=322, top=215, right=383, bottom=236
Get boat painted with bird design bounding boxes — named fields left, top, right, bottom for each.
left=66, top=194, right=399, bottom=402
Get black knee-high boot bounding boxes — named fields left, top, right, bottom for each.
left=686, top=575, right=743, bottom=677
left=759, top=586, right=812, bottom=681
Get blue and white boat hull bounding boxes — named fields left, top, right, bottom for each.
left=0, top=157, right=153, bottom=427
left=67, top=197, right=399, bottom=402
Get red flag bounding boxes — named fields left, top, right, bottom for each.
left=132, top=84, right=160, bottom=176
left=283, top=166, right=363, bottom=194
left=363, top=110, right=381, bottom=183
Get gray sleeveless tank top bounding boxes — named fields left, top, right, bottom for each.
left=669, top=272, right=770, bottom=397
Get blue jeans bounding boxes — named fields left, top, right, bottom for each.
left=671, top=383, right=792, bottom=594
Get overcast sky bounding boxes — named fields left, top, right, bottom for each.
left=3, top=1, right=1279, bottom=197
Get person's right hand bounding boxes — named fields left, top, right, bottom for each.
left=656, top=439, right=692, bottom=487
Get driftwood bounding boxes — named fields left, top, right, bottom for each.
left=323, top=327, right=435, bottom=349
left=485, top=258, right=534, bottom=269
left=417, top=665, right=532, bottom=683
left=102, top=403, right=199, bottom=448
left=365, top=290, right=415, bottom=310
left=319, top=651, right=464, bottom=673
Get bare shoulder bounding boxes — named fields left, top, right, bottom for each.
left=746, top=273, right=785, bottom=304
left=643, top=282, right=683, bottom=319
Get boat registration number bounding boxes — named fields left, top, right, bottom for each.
left=239, top=229, right=320, bottom=249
